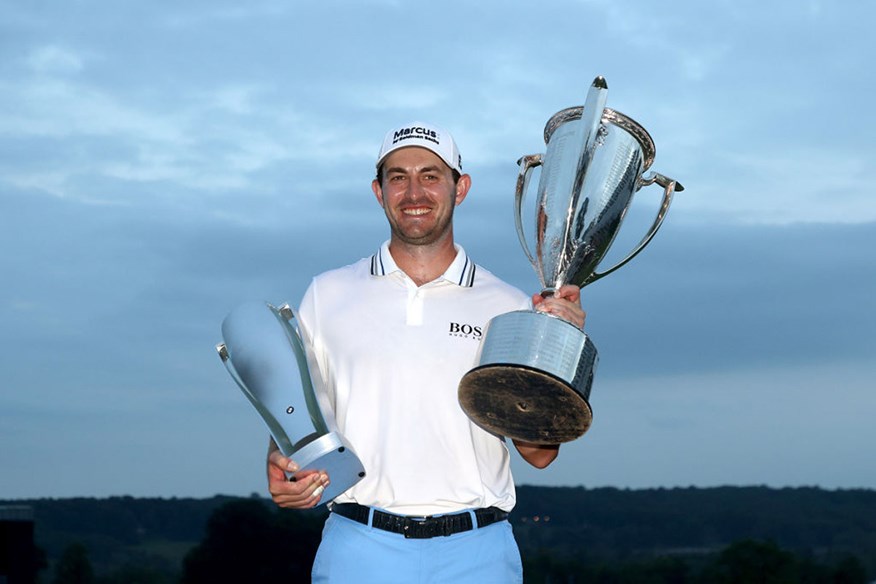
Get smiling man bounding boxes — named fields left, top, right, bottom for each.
left=267, top=122, right=585, bottom=583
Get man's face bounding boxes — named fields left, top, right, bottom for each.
left=372, top=147, right=469, bottom=247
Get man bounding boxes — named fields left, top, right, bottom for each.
left=268, top=122, right=585, bottom=583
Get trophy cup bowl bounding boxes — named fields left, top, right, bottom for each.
left=459, top=76, right=684, bottom=444
left=217, top=301, right=365, bottom=505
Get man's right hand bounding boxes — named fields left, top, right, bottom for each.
left=267, top=439, right=330, bottom=509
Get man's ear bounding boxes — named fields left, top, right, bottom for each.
left=372, top=179, right=385, bottom=207
left=454, top=174, right=472, bottom=206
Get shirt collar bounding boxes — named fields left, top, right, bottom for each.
left=370, top=240, right=477, bottom=288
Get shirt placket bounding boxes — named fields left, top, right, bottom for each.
left=405, top=280, right=425, bottom=326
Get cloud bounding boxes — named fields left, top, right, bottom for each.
left=26, top=45, right=84, bottom=75
left=514, top=359, right=876, bottom=489
left=355, top=85, right=449, bottom=111
left=679, top=148, right=874, bottom=225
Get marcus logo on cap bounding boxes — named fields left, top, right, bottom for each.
left=392, top=126, right=439, bottom=145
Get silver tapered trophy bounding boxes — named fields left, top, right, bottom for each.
left=216, top=301, right=365, bottom=504
left=458, top=76, right=684, bottom=444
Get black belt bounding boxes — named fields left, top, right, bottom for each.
left=331, top=503, right=509, bottom=539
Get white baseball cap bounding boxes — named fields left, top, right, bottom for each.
left=376, top=122, right=462, bottom=173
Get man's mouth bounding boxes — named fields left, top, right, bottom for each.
left=402, top=207, right=431, bottom=216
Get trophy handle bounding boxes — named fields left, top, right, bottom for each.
left=584, top=173, right=685, bottom=286
left=514, top=153, right=544, bottom=275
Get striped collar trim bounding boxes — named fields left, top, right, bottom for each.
left=370, top=241, right=477, bottom=288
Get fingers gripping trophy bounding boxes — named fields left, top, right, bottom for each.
left=458, top=76, right=685, bottom=445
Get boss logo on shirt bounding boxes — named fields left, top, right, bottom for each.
left=449, top=322, right=483, bottom=340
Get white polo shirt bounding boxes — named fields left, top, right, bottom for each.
left=297, top=241, right=531, bottom=517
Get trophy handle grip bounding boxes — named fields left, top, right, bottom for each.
left=514, top=153, right=544, bottom=273
left=586, top=172, right=684, bottom=285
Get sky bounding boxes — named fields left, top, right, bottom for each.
left=1, top=0, right=874, bottom=500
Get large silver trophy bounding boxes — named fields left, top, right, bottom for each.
left=458, top=76, right=684, bottom=444
left=216, top=301, right=365, bottom=505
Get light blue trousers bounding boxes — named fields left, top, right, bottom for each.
left=311, top=511, right=523, bottom=583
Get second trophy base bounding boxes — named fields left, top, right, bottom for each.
left=459, top=364, right=592, bottom=444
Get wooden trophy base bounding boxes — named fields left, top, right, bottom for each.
left=458, top=364, right=592, bottom=444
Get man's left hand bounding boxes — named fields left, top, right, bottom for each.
left=531, top=284, right=586, bottom=329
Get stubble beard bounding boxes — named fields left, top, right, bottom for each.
left=388, top=204, right=455, bottom=248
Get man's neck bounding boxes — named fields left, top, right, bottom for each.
left=388, top=236, right=458, bottom=287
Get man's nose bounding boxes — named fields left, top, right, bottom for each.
left=406, top=177, right=425, bottom=199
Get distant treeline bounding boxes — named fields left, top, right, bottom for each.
left=514, top=485, right=876, bottom=561
left=3, top=486, right=874, bottom=583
